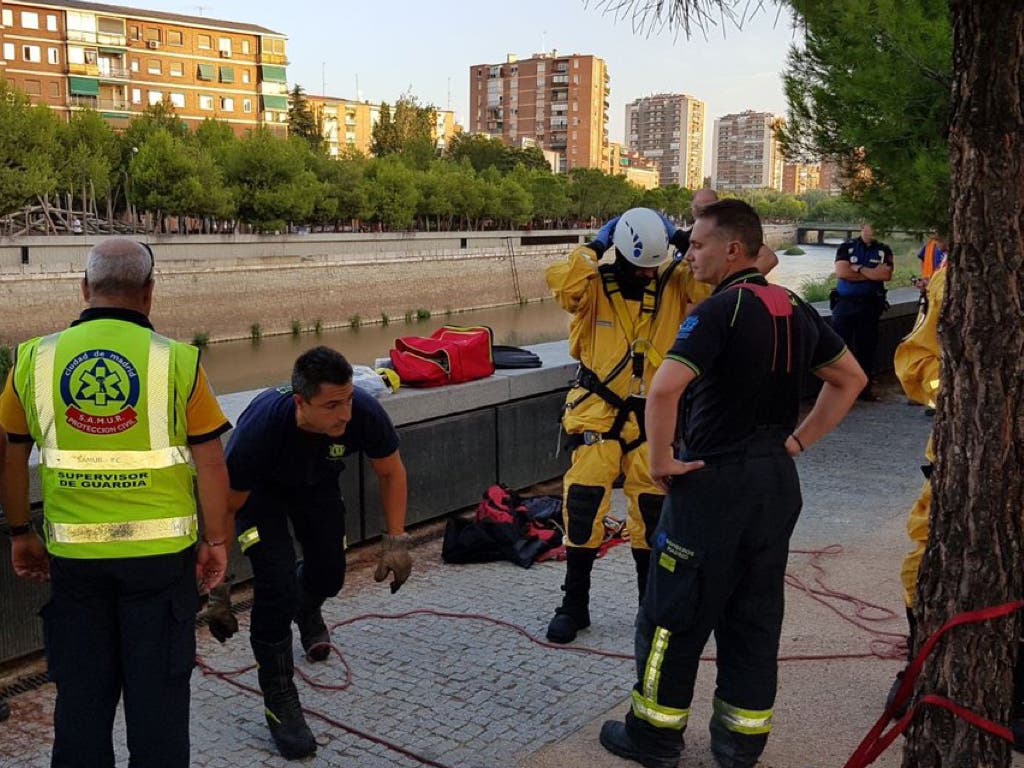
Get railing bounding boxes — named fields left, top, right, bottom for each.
left=67, top=63, right=99, bottom=76
left=69, top=96, right=130, bottom=111
left=98, top=66, right=130, bottom=80
left=257, top=53, right=288, bottom=65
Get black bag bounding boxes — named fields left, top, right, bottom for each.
left=492, top=345, right=542, bottom=369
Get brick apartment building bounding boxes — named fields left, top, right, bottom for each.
left=625, top=93, right=705, bottom=189
left=710, top=110, right=785, bottom=191
left=468, top=50, right=608, bottom=173
left=306, top=94, right=459, bottom=158
left=0, top=0, right=288, bottom=134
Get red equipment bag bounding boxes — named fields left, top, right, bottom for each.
left=389, top=325, right=495, bottom=388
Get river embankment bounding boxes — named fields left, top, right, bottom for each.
left=0, top=226, right=796, bottom=343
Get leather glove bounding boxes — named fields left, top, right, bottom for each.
left=203, top=579, right=238, bottom=643
left=587, top=215, right=620, bottom=258
left=374, top=534, right=413, bottom=594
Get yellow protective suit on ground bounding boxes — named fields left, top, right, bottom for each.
left=547, top=245, right=710, bottom=549
left=894, top=267, right=944, bottom=607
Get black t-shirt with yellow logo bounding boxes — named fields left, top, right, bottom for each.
left=226, top=385, right=398, bottom=498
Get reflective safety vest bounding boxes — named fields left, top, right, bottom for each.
left=15, top=319, right=200, bottom=559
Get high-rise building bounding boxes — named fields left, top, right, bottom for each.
left=710, top=110, right=785, bottom=191
left=306, top=94, right=459, bottom=157
left=469, top=50, right=608, bottom=173
left=625, top=93, right=705, bottom=189
left=0, top=0, right=288, bottom=134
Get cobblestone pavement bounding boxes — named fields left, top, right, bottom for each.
left=1, top=384, right=947, bottom=768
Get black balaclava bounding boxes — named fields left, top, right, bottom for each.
left=613, top=250, right=654, bottom=300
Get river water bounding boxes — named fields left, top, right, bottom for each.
left=200, top=243, right=839, bottom=394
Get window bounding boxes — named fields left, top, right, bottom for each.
left=242, top=98, right=252, bottom=113
left=131, top=88, right=142, bottom=104
left=129, top=25, right=140, bottom=40
left=169, top=92, right=185, bottom=108
left=220, top=97, right=234, bottom=111
left=48, top=81, right=60, bottom=98
left=169, top=61, right=183, bottom=77
left=148, top=90, right=163, bottom=105
left=197, top=34, right=211, bottom=49
left=167, top=30, right=183, bottom=46
left=22, top=45, right=41, bottom=63
left=47, top=47, right=59, bottom=65
left=198, top=94, right=213, bottom=110
left=47, top=14, right=58, bottom=31
left=21, top=12, right=39, bottom=29
left=130, top=59, right=139, bottom=72
left=85, top=49, right=97, bottom=64
left=1, top=10, right=12, bottom=26
left=241, top=40, right=250, bottom=54
left=2, top=43, right=14, bottom=61
left=147, top=59, right=161, bottom=75
left=218, top=37, right=231, bottom=54
left=23, top=79, right=41, bottom=95
left=143, top=28, right=160, bottom=42
left=241, top=70, right=250, bottom=84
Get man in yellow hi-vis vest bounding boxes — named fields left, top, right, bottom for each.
left=0, top=239, right=232, bottom=768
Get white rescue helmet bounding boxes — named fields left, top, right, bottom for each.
left=612, top=207, right=671, bottom=269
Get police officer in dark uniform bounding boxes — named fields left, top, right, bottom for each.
left=599, top=201, right=866, bottom=768
left=217, top=346, right=412, bottom=760
left=831, top=223, right=894, bottom=401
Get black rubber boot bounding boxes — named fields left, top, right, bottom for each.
left=709, top=717, right=765, bottom=768
left=546, top=547, right=597, bottom=644
left=253, top=636, right=316, bottom=759
left=599, top=719, right=682, bottom=768
left=295, top=580, right=330, bottom=662
left=0, top=698, right=9, bottom=722
left=632, top=548, right=651, bottom=604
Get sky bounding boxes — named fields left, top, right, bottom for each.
left=138, top=0, right=801, bottom=164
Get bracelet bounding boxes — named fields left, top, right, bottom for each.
left=203, top=538, right=226, bottom=547
left=7, top=523, right=32, bottom=537
left=790, top=433, right=806, bottom=453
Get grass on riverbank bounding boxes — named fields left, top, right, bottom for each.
left=794, top=235, right=922, bottom=302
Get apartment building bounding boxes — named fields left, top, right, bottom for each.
left=710, top=110, right=785, bottom=191
left=782, top=161, right=822, bottom=195
left=306, top=94, right=459, bottom=157
left=0, top=0, right=288, bottom=134
left=625, top=93, right=705, bottom=189
left=605, top=141, right=659, bottom=189
left=469, top=50, right=608, bottom=173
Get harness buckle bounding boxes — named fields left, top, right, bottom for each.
left=582, top=430, right=604, bottom=446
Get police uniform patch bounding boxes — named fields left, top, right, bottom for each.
left=59, top=349, right=141, bottom=435
left=678, top=315, right=699, bottom=340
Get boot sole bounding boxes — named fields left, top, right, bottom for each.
left=599, top=722, right=678, bottom=768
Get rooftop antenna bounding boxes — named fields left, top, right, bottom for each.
left=447, top=76, right=452, bottom=111
left=541, top=30, right=547, bottom=54
left=321, top=62, right=326, bottom=97
left=190, top=5, right=209, bottom=16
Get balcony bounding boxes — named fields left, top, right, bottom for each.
left=98, top=65, right=130, bottom=81
left=68, top=62, right=100, bottom=77
left=96, top=32, right=126, bottom=47
left=258, top=52, right=289, bottom=66
left=69, top=96, right=129, bottom=111
left=551, top=74, right=568, bottom=85
left=66, top=30, right=98, bottom=44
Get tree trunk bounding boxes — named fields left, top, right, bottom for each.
left=903, top=3, right=1024, bottom=766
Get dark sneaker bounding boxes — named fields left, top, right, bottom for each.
left=545, top=607, right=590, bottom=644
left=599, top=721, right=680, bottom=768
left=295, top=607, right=331, bottom=662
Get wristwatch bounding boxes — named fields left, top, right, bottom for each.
left=7, top=523, right=32, bottom=537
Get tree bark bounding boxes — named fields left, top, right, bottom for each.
left=903, top=3, right=1024, bottom=766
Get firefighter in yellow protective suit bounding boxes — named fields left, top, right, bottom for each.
left=544, top=207, right=712, bottom=643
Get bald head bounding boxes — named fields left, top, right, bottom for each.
left=85, top=239, right=153, bottom=298
left=691, top=189, right=719, bottom=219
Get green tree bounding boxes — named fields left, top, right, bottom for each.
left=54, top=110, right=120, bottom=228
left=223, top=128, right=319, bottom=232
left=778, top=0, right=952, bottom=231
left=371, top=94, right=437, bottom=165
left=446, top=132, right=509, bottom=172
left=524, top=172, right=570, bottom=227
left=497, top=177, right=533, bottom=228
left=287, top=84, right=324, bottom=153
left=0, top=81, right=59, bottom=219
left=365, top=157, right=420, bottom=230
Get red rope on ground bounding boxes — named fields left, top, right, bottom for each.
left=193, top=544, right=914, bottom=766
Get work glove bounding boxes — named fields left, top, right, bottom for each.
left=587, top=215, right=620, bottom=258
left=374, top=533, right=413, bottom=594
left=203, top=579, right=239, bottom=643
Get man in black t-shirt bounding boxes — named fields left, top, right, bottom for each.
left=600, top=201, right=865, bottom=768
left=219, top=347, right=412, bottom=760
